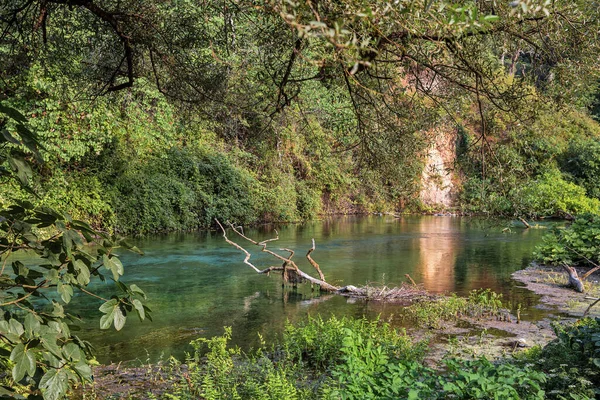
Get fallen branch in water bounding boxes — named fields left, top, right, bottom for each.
left=216, top=219, right=430, bottom=301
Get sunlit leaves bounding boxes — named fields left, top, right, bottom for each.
left=57, top=282, right=73, bottom=304
left=99, top=299, right=127, bottom=331
left=9, top=344, right=36, bottom=382
left=39, top=369, right=69, bottom=400
left=103, top=254, right=124, bottom=281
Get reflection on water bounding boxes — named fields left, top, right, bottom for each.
left=71, top=216, right=550, bottom=363
left=418, top=217, right=459, bottom=292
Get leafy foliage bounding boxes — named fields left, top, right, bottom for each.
left=534, top=213, right=600, bottom=267
left=559, top=139, right=600, bottom=200
left=0, top=105, right=150, bottom=399
left=282, top=316, right=425, bottom=372
left=165, top=316, right=547, bottom=400
left=458, top=109, right=600, bottom=219
left=515, top=318, right=600, bottom=399
left=403, top=289, right=503, bottom=328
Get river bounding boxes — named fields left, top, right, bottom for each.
left=72, top=216, right=550, bottom=363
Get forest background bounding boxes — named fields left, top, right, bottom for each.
left=3, top=0, right=600, bottom=236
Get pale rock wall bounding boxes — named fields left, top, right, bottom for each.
left=419, top=128, right=458, bottom=208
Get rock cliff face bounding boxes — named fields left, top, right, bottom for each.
left=419, top=128, right=458, bottom=209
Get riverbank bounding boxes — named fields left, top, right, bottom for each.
left=512, top=264, right=600, bottom=317
left=78, top=275, right=586, bottom=399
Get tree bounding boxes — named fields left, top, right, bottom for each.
left=0, top=104, right=151, bottom=399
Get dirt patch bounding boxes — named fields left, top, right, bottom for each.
left=419, top=312, right=558, bottom=365
left=74, top=362, right=186, bottom=399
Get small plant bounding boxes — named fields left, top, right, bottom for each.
left=282, top=316, right=425, bottom=371
left=403, top=289, right=503, bottom=328
left=513, top=318, right=600, bottom=399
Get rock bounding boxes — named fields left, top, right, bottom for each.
left=507, top=338, right=529, bottom=349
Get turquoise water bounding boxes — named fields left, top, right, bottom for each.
left=72, top=216, right=548, bottom=363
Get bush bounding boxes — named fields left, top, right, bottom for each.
left=516, top=169, right=600, bottom=218
left=559, top=138, right=600, bottom=200
left=514, top=318, right=600, bottom=399
left=283, top=316, right=425, bottom=371
left=534, top=213, right=600, bottom=267
left=113, top=147, right=259, bottom=233
left=168, top=315, right=550, bottom=400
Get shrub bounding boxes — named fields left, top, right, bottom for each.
left=283, top=316, right=425, bottom=371
left=169, top=315, right=550, bottom=400
left=534, top=213, right=600, bottom=267
left=559, top=138, right=600, bottom=200
left=514, top=318, right=600, bottom=399
left=112, top=147, right=259, bottom=233
left=515, top=169, right=600, bottom=218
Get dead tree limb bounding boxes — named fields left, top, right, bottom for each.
left=518, top=217, right=530, bottom=229
left=217, top=219, right=341, bottom=292
left=562, top=264, right=585, bottom=293
left=306, top=239, right=326, bottom=282
left=216, top=219, right=431, bottom=302
left=216, top=219, right=261, bottom=273
left=584, top=297, right=600, bottom=317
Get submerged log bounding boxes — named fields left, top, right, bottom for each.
left=518, top=217, right=531, bottom=229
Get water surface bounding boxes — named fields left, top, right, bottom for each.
left=73, top=216, right=549, bottom=363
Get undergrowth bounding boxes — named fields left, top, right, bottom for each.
left=159, top=313, right=552, bottom=400
left=403, top=289, right=504, bottom=328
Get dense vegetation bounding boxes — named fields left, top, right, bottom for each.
left=535, top=213, right=600, bottom=269
left=2, top=0, right=600, bottom=235
left=150, top=315, right=599, bottom=399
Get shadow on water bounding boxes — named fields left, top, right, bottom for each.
left=70, top=216, right=554, bottom=363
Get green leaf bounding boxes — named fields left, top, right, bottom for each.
left=129, top=284, right=146, bottom=299
left=0, top=385, right=24, bottom=399
left=73, top=259, right=90, bottom=286
left=113, top=306, right=126, bottom=331
left=51, top=302, right=65, bottom=318
left=99, top=298, right=117, bottom=313
left=99, top=299, right=118, bottom=330
left=7, top=153, right=32, bottom=186
left=40, top=369, right=69, bottom=400
left=143, top=305, right=153, bottom=322
left=9, top=319, right=24, bottom=337
left=41, top=334, right=62, bottom=358
left=15, top=123, right=44, bottom=160
left=99, top=312, right=114, bottom=330
left=73, top=361, right=92, bottom=380
left=62, top=343, right=81, bottom=361
left=0, top=103, right=27, bottom=123
left=132, top=299, right=145, bottom=320
left=103, top=254, right=124, bottom=281
left=1, top=129, right=20, bottom=145
left=24, top=313, right=41, bottom=336
left=57, top=282, right=73, bottom=304
left=10, top=344, right=36, bottom=382
left=44, top=269, right=59, bottom=284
